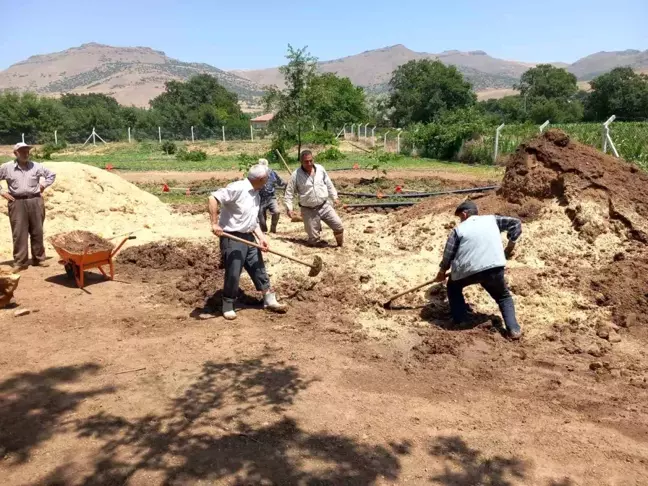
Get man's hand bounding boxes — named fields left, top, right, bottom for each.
left=433, top=269, right=448, bottom=283
left=40, top=184, right=47, bottom=194
left=332, top=198, right=340, bottom=207
left=287, top=210, right=295, bottom=219
left=1, top=193, right=15, bottom=202
left=212, top=223, right=224, bottom=236
left=259, top=238, right=270, bottom=252
left=504, top=241, right=516, bottom=260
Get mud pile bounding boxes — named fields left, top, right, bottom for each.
left=117, top=240, right=233, bottom=308
left=50, top=231, right=114, bottom=254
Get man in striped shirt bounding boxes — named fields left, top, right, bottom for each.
left=434, top=200, right=522, bottom=339
left=284, top=150, right=344, bottom=247
left=0, top=143, right=56, bottom=270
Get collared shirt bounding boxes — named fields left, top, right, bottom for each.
left=0, top=160, right=56, bottom=197
left=440, top=215, right=522, bottom=272
left=259, top=169, right=285, bottom=203
left=211, top=178, right=260, bottom=233
left=284, top=163, right=338, bottom=211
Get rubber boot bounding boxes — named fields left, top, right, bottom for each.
left=334, top=232, right=344, bottom=247
left=270, top=213, right=280, bottom=233
left=222, top=299, right=236, bottom=320
left=264, top=292, right=288, bottom=314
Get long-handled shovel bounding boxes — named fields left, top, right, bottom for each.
left=221, top=232, right=323, bottom=277
left=383, top=279, right=442, bottom=309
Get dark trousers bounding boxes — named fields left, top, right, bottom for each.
left=219, top=232, right=270, bottom=304
left=446, top=267, right=520, bottom=332
left=8, top=197, right=46, bottom=265
left=258, top=198, right=280, bottom=233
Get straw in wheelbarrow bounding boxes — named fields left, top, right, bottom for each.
left=221, top=232, right=323, bottom=277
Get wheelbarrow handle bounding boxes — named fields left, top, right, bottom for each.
left=111, top=235, right=137, bottom=257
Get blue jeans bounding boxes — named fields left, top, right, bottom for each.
left=446, top=267, right=521, bottom=334
left=219, top=232, right=270, bottom=304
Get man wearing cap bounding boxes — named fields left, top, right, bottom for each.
left=209, top=163, right=287, bottom=320
left=0, top=143, right=56, bottom=270
left=434, top=200, right=523, bottom=339
left=256, top=158, right=285, bottom=234
left=284, top=150, right=344, bottom=247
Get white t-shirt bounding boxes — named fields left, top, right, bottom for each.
left=212, top=179, right=260, bottom=233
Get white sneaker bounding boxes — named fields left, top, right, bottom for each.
left=223, top=310, right=237, bottom=320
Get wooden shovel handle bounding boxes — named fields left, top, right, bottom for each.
left=221, top=232, right=315, bottom=269
left=386, top=279, right=438, bottom=304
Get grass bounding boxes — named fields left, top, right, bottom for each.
left=44, top=140, right=503, bottom=178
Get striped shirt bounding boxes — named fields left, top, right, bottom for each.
left=440, top=215, right=522, bottom=272
left=284, top=164, right=338, bottom=211
left=0, top=160, right=56, bottom=197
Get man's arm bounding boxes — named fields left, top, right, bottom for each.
left=208, top=195, right=223, bottom=235
left=495, top=215, right=522, bottom=258
left=39, top=165, right=56, bottom=191
left=0, top=165, right=14, bottom=201
left=284, top=173, right=297, bottom=214
left=274, top=170, right=285, bottom=188
left=253, top=224, right=269, bottom=251
left=435, top=229, right=460, bottom=281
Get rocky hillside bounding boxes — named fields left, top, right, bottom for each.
left=568, top=49, right=648, bottom=80
left=0, top=43, right=263, bottom=107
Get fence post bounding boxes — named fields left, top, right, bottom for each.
left=22, top=133, right=25, bottom=144
left=384, top=130, right=391, bottom=151
left=342, top=124, right=347, bottom=139
left=128, top=127, right=131, bottom=143
left=396, top=129, right=403, bottom=154
left=539, top=120, right=550, bottom=133
left=250, top=124, right=254, bottom=141
left=371, top=127, right=376, bottom=147
left=92, top=127, right=96, bottom=146
left=493, top=123, right=505, bottom=163
left=602, top=115, right=619, bottom=157
left=351, top=124, right=356, bottom=140
left=158, top=127, right=161, bottom=144
left=54, top=130, right=58, bottom=145
left=191, top=126, right=194, bottom=143
left=222, top=126, right=225, bottom=142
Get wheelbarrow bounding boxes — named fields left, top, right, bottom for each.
left=51, top=233, right=136, bottom=289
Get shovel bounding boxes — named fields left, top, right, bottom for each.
left=383, top=279, right=443, bottom=309
left=221, top=232, right=323, bottom=277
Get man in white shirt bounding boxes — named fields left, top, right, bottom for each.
left=209, top=164, right=287, bottom=320
left=284, top=150, right=344, bottom=247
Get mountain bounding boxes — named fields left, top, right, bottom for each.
left=0, top=43, right=263, bottom=107
left=568, top=49, right=648, bottom=80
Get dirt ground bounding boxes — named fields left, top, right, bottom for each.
left=1, top=132, right=648, bottom=485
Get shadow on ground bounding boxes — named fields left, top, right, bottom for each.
left=0, top=363, right=113, bottom=465
left=32, top=355, right=409, bottom=485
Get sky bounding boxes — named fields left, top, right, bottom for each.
left=0, top=0, right=646, bottom=70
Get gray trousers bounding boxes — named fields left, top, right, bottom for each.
left=8, top=197, right=46, bottom=265
left=219, top=232, right=271, bottom=304
left=301, top=202, right=344, bottom=243
left=258, top=198, right=280, bottom=233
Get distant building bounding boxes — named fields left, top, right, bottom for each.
left=251, top=113, right=274, bottom=129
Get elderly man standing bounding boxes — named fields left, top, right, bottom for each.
left=209, top=164, right=287, bottom=320
left=257, top=158, right=285, bottom=233
left=284, top=150, right=344, bottom=247
left=434, top=200, right=523, bottom=340
left=0, top=143, right=56, bottom=270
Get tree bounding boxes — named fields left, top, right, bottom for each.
left=479, top=95, right=526, bottom=123
left=517, top=64, right=578, bottom=101
left=150, top=74, right=245, bottom=136
left=264, top=45, right=318, bottom=157
left=585, top=67, right=648, bottom=121
left=305, top=73, right=367, bottom=131
left=388, top=59, right=476, bottom=127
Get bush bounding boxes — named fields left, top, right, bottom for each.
left=161, top=140, right=177, bottom=155
left=316, top=147, right=345, bottom=161
left=176, top=149, right=207, bottom=161
left=302, top=129, right=339, bottom=146
left=34, top=142, right=67, bottom=160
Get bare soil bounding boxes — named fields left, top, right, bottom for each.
left=49, top=231, right=114, bottom=254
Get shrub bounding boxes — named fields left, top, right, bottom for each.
left=316, top=147, right=345, bottom=161
left=161, top=140, right=177, bottom=155
left=34, top=142, right=68, bottom=160
left=176, top=149, right=207, bottom=161
left=302, top=129, right=339, bottom=146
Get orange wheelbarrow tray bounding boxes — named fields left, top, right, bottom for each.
left=52, top=235, right=136, bottom=289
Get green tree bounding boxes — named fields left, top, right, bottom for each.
left=517, top=64, right=578, bottom=101
left=264, top=45, right=318, bottom=157
left=479, top=95, right=525, bottom=123
left=585, top=67, right=648, bottom=121
left=305, top=73, right=367, bottom=131
left=388, top=59, right=476, bottom=127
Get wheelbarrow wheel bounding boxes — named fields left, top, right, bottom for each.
left=64, top=263, right=77, bottom=280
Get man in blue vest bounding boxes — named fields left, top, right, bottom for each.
left=434, top=200, right=523, bottom=339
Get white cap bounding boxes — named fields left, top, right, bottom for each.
left=258, top=158, right=269, bottom=166
left=13, top=142, right=32, bottom=151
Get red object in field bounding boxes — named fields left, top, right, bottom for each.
left=395, top=185, right=403, bottom=193
left=105, top=164, right=114, bottom=171
left=185, top=188, right=191, bottom=196
left=162, top=184, right=170, bottom=193
left=353, top=163, right=360, bottom=170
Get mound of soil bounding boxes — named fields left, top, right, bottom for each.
left=50, top=231, right=114, bottom=254
left=499, top=129, right=648, bottom=243
left=117, top=240, right=233, bottom=308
